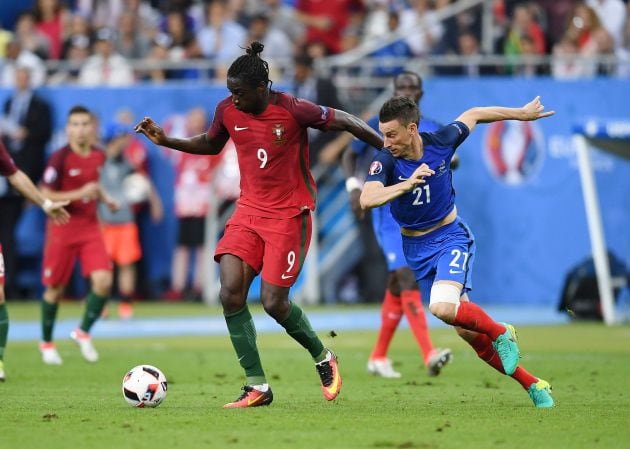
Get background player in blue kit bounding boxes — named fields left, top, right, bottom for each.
left=343, top=72, right=452, bottom=378
left=360, top=95, right=555, bottom=408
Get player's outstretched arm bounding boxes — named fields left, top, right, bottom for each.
left=455, top=96, right=555, bottom=132
left=8, top=170, right=70, bottom=224
left=134, top=117, right=227, bottom=155
left=328, top=109, right=384, bottom=151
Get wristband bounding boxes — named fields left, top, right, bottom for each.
left=42, top=198, right=53, bottom=212
left=345, top=177, right=362, bottom=193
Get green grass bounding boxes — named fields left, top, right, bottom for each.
left=1, top=305, right=629, bottom=449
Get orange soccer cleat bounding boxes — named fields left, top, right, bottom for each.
left=223, top=385, right=274, bottom=409
left=315, top=349, right=342, bottom=401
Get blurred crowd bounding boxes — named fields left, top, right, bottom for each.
left=0, top=0, right=629, bottom=87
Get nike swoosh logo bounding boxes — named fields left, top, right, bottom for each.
left=281, top=274, right=293, bottom=280
left=449, top=269, right=463, bottom=274
left=247, top=394, right=265, bottom=406
left=234, top=125, right=248, bottom=131
left=398, top=176, right=408, bottom=181
left=69, top=169, right=81, bottom=177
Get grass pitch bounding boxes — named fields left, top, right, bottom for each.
left=1, top=303, right=629, bottom=449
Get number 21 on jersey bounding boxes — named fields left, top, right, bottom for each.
left=412, top=185, right=431, bottom=205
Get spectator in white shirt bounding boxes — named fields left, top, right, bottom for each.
left=78, top=27, right=135, bottom=86
left=0, top=40, right=47, bottom=88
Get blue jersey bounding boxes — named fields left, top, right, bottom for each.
left=352, top=114, right=442, bottom=271
left=365, top=121, right=469, bottom=230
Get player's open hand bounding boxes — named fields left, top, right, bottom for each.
left=522, top=96, right=555, bottom=121
left=44, top=200, right=70, bottom=225
left=406, top=163, right=435, bottom=190
left=134, top=117, right=167, bottom=145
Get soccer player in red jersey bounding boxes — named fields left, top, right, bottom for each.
left=135, top=42, right=383, bottom=408
left=0, top=140, right=69, bottom=380
left=38, top=105, right=118, bottom=366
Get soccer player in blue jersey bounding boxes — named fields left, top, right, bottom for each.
left=360, top=95, right=555, bottom=407
left=343, top=72, right=452, bottom=378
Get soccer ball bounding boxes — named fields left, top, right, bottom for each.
left=122, top=365, right=168, bottom=408
left=122, top=173, right=151, bottom=204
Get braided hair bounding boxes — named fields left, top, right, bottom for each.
left=227, top=41, right=271, bottom=88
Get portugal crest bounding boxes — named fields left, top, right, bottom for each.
left=272, top=123, right=286, bottom=145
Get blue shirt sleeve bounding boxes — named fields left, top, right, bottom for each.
left=365, top=150, right=395, bottom=186
left=431, top=121, right=470, bottom=150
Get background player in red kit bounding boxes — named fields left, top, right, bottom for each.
left=38, top=105, right=118, bottom=366
left=0, top=140, right=69, bottom=381
left=135, top=42, right=383, bottom=408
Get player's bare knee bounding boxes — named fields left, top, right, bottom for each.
left=429, top=302, right=456, bottom=322
left=260, top=292, right=289, bottom=321
left=395, top=268, right=417, bottom=291
left=91, top=271, right=113, bottom=296
left=218, top=286, right=244, bottom=312
left=44, top=286, right=64, bottom=303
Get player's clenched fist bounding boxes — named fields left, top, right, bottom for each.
left=134, top=117, right=167, bottom=145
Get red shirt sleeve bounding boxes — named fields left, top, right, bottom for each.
left=207, top=97, right=231, bottom=141
left=0, top=141, right=18, bottom=177
left=279, top=93, right=335, bottom=130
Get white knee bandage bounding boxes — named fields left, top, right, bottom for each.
left=429, top=283, right=462, bottom=306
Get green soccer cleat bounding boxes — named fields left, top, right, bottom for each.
left=492, top=323, right=520, bottom=375
left=528, top=379, right=554, bottom=408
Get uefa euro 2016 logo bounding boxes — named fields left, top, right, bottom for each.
left=483, top=121, right=545, bottom=185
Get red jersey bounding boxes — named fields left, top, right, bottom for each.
left=0, top=140, right=17, bottom=177
left=41, top=145, right=106, bottom=226
left=208, top=91, right=334, bottom=219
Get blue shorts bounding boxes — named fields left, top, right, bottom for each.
left=372, top=203, right=407, bottom=272
left=401, top=217, right=476, bottom=298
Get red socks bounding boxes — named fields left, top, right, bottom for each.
left=401, top=290, right=434, bottom=365
left=370, top=290, right=402, bottom=360
left=469, top=333, right=537, bottom=389
left=452, top=301, right=506, bottom=340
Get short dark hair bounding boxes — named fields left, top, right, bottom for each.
left=68, top=105, right=91, bottom=117
left=227, top=41, right=270, bottom=88
left=393, top=71, right=422, bottom=90
left=379, top=96, right=419, bottom=126
left=294, top=52, right=313, bottom=69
